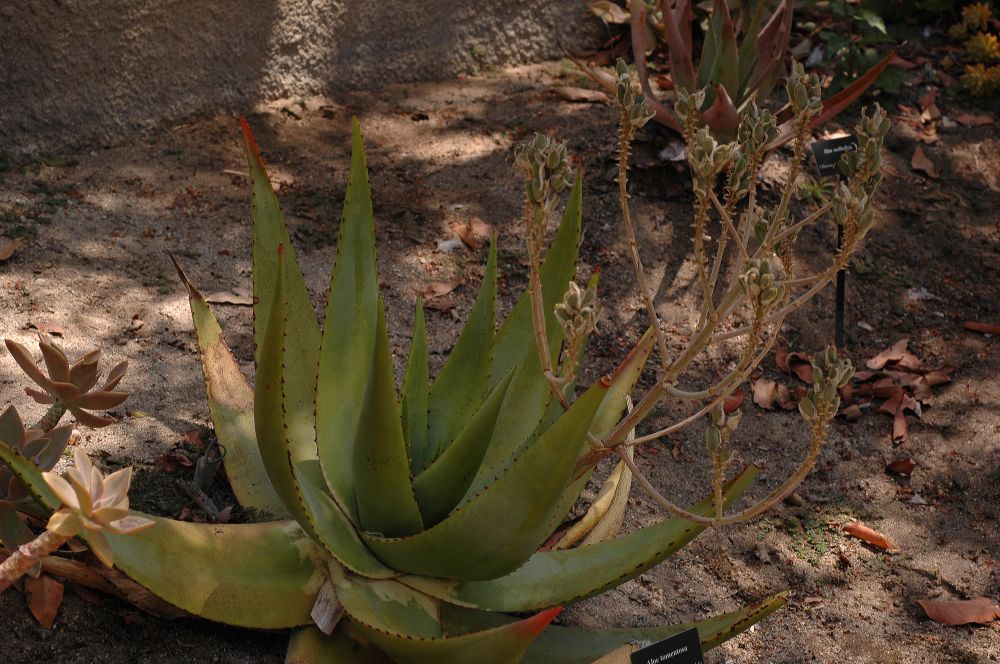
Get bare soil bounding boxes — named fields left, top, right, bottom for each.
left=0, top=61, right=998, bottom=663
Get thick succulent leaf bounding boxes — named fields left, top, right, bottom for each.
left=767, top=49, right=897, bottom=152
left=439, top=592, right=787, bottom=663
left=242, top=118, right=320, bottom=467
left=294, top=459, right=395, bottom=579
left=0, top=501, right=34, bottom=549
left=342, top=575, right=561, bottom=664
left=628, top=0, right=684, bottom=132
left=334, top=569, right=443, bottom=639
left=0, top=406, right=26, bottom=449
left=425, top=240, right=497, bottom=465
left=538, top=329, right=654, bottom=541
left=169, top=257, right=287, bottom=517
left=352, top=609, right=560, bottom=664
left=0, top=441, right=60, bottom=511
left=553, top=448, right=633, bottom=550
left=4, top=339, right=54, bottom=393
left=490, top=173, right=582, bottom=386
left=401, top=465, right=757, bottom=612
left=699, top=0, right=739, bottom=101
left=702, top=83, right=740, bottom=139
left=286, top=624, right=393, bottom=664
left=354, top=303, right=424, bottom=537
left=108, top=516, right=322, bottom=629
left=465, top=176, right=584, bottom=493
left=736, top=0, right=768, bottom=98
left=402, top=301, right=430, bottom=473
left=255, top=246, right=323, bottom=533
left=412, top=371, right=513, bottom=525
left=316, top=119, right=379, bottom=522
left=747, top=0, right=793, bottom=100
left=655, top=0, right=696, bottom=91
left=363, top=382, right=608, bottom=580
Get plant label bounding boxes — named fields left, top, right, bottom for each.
left=630, top=627, right=703, bottom=664
left=810, top=135, right=858, bottom=179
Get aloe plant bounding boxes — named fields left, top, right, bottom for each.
left=585, top=0, right=896, bottom=146
left=0, top=119, right=787, bottom=662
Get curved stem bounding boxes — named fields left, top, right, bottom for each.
left=0, top=530, right=71, bottom=593
left=34, top=402, right=67, bottom=433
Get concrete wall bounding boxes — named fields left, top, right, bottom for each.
left=1, top=0, right=594, bottom=156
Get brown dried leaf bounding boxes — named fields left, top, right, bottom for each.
left=424, top=296, right=456, bottom=313
left=917, top=88, right=938, bottom=111
left=452, top=218, right=493, bottom=250
left=885, top=458, right=915, bottom=476
left=953, top=113, right=995, bottom=127
left=421, top=279, right=461, bottom=300
left=0, top=237, right=21, bottom=262
left=775, top=348, right=814, bottom=383
left=911, top=145, right=938, bottom=178
left=588, top=0, right=631, bottom=24
left=752, top=378, right=777, bottom=410
left=840, top=403, right=862, bottom=420
left=550, top=86, right=611, bottom=105
left=25, top=575, right=64, bottom=629
left=723, top=386, right=744, bottom=413
left=205, top=287, right=253, bottom=306
left=963, top=321, right=1000, bottom=334
left=844, top=521, right=899, bottom=552
left=918, top=597, right=1000, bottom=625
left=867, top=339, right=908, bottom=370
left=26, top=322, right=66, bottom=337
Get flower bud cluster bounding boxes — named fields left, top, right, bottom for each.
left=688, top=127, right=734, bottom=195
left=615, top=60, right=656, bottom=130
left=738, top=256, right=784, bottom=309
left=831, top=183, right=876, bottom=239
left=514, top=133, right=574, bottom=230
left=786, top=62, right=823, bottom=118
left=554, top=281, right=599, bottom=341
left=674, top=88, right=705, bottom=124
left=705, top=402, right=741, bottom=460
left=798, top=346, right=853, bottom=423
left=725, top=101, right=778, bottom=202
left=839, top=104, right=889, bottom=193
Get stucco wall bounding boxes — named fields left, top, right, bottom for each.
left=1, top=0, right=595, bottom=156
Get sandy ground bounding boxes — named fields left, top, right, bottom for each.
left=0, top=61, right=998, bottom=663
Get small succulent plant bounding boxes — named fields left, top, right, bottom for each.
left=0, top=449, right=151, bottom=592
left=5, top=338, right=128, bottom=429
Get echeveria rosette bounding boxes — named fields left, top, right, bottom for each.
left=42, top=448, right=153, bottom=567
left=5, top=338, right=128, bottom=428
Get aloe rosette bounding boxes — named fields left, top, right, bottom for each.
left=0, top=120, right=784, bottom=662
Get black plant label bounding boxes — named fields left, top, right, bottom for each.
left=629, top=627, right=704, bottom=664
left=810, top=135, right=858, bottom=179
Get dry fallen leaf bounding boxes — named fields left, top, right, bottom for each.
left=885, top=458, right=916, bottom=477
left=953, top=113, right=995, bottom=127
left=588, top=0, right=631, bottom=24
left=844, top=521, right=899, bottom=552
left=0, top=237, right=21, bottom=262
left=867, top=339, right=909, bottom=370
left=452, top=218, right=493, bottom=250
left=917, top=88, right=938, bottom=112
left=917, top=597, right=1000, bottom=625
left=550, top=86, right=611, bottom=105
left=25, top=575, right=64, bottom=629
left=27, top=321, right=66, bottom=337
left=775, top=348, right=814, bottom=383
left=205, top=287, right=253, bottom=306
left=911, top=145, right=938, bottom=178
left=963, top=321, right=1000, bottom=335
left=879, top=387, right=919, bottom=444
left=421, top=279, right=461, bottom=300
left=723, top=386, right=744, bottom=413
left=752, top=378, right=777, bottom=410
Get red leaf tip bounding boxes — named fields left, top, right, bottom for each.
left=239, top=116, right=263, bottom=161
left=518, top=606, right=563, bottom=637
